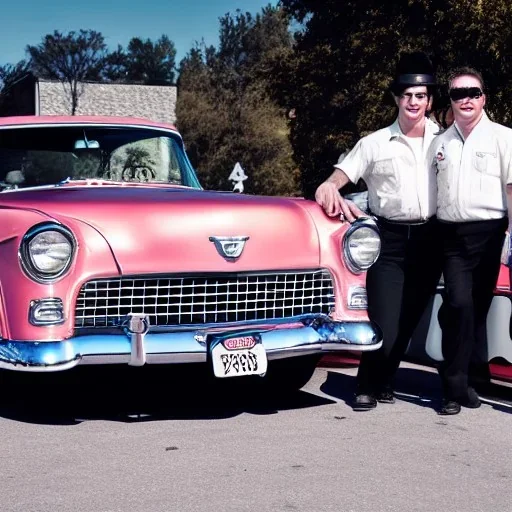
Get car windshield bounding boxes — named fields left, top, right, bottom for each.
left=0, top=125, right=202, bottom=190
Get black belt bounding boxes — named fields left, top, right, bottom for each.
left=376, top=215, right=435, bottom=227
left=437, top=217, right=506, bottom=226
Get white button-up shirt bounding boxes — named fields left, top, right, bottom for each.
left=336, top=118, right=439, bottom=221
left=430, top=112, right=512, bottom=222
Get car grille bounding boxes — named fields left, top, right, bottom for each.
left=74, top=270, right=335, bottom=329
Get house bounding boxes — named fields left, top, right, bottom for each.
left=0, top=74, right=177, bottom=124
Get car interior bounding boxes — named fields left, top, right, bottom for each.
left=0, top=126, right=184, bottom=189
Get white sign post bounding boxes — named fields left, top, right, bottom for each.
left=229, top=162, right=248, bottom=193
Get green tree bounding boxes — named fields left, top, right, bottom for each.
left=101, top=45, right=128, bottom=82
left=177, top=6, right=300, bottom=196
left=0, top=61, right=31, bottom=116
left=103, top=35, right=177, bottom=85
left=27, top=30, right=106, bottom=114
left=0, top=61, right=30, bottom=94
left=278, top=0, right=512, bottom=198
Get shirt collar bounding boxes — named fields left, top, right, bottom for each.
left=389, top=118, right=403, bottom=140
left=388, top=117, right=439, bottom=141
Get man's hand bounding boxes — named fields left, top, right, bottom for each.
left=315, top=182, right=366, bottom=222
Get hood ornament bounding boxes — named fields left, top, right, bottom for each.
left=209, top=236, right=249, bottom=260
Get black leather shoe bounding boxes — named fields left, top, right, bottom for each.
left=439, top=399, right=461, bottom=415
left=352, top=393, right=377, bottom=411
left=376, top=388, right=395, bottom=404
left=459, top=387, right=481, bottom=409
left=469, top=379, right=494, bottom=398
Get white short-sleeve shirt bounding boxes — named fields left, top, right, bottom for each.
left=335, top=118, right=439, bottom=221
left=429, top=112, right=512, bottom=222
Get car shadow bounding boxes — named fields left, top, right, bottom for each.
left=0, top=365, right=335, bottom=426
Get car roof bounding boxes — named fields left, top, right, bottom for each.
left=0, top=115, right=178, bottom=132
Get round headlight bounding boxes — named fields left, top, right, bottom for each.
left=343, top=220, right=381, bottom=273
left=20, top=223, right=75, bottom=282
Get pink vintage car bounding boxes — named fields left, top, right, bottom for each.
left=0, top=115, right=382, bottom=391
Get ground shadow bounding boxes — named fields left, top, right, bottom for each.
left=320, top=365, right=512, bottom=414
left=473, top=382, right=512, bottom=414
left=321, top=366, right=442, bottom=412
left=0, top=365, right=335, bottom=426
left=397, top=366, right=512, bottom=414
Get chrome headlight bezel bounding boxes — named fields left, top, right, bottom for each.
left=342, top=218, right=381, bottom=274
left=19, top=223, right=76, bottom=283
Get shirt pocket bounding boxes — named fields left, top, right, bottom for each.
left=474, top=151, right=501, bottom=177
left=473, top=151, right=502, bottom=199
left=370, top=157, right=401, bottom=206
left=372, top=158, right=395, bottom=176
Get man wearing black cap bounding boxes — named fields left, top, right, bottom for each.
left=315, top=51, right=442, bottom=410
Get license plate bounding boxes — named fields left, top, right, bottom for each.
left=210, top=333, right=268, bottom=378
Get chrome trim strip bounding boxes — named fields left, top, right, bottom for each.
left=0, top=318, right=382, bottom=372
left=0, top=123, right=182, bottom=138
left=77, top=312, right=332, bottom=334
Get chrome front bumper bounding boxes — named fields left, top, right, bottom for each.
left=0, top=315, right=382, bottom=372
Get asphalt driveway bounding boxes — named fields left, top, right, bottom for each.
left=0, top=362, right=510, bottom=512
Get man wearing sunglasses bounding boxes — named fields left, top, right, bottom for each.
left=315, top=52, right=442, bottom=410
left=430, top=67, right=512, bottom=415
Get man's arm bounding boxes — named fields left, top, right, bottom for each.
left=314, top=168, right=365, bottom=222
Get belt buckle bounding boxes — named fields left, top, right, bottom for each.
left=409, top=219, right=428, bottom=226
left=380, top=216, right=429, bottom=226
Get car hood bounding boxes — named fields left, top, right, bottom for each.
left=3, top=186, right=322, bottom=274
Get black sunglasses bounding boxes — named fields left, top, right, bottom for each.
left=449, top=87, right=483, bottom=101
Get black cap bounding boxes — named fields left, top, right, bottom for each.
left=391, top=51, right=436, bottom=92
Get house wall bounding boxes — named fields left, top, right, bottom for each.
left=0, top=74, right=37, bottom=117
left=38, top=81, right=177, bottom=123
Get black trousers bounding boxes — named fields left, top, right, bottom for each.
left=356, top=217, right=442, bottom=394
left=438, top=217, right=507, bottom=400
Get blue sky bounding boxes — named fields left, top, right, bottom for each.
left=1, top=0, right=279, bottom=66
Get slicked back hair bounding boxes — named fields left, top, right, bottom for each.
left=448, top=67, right=485, bottom=91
